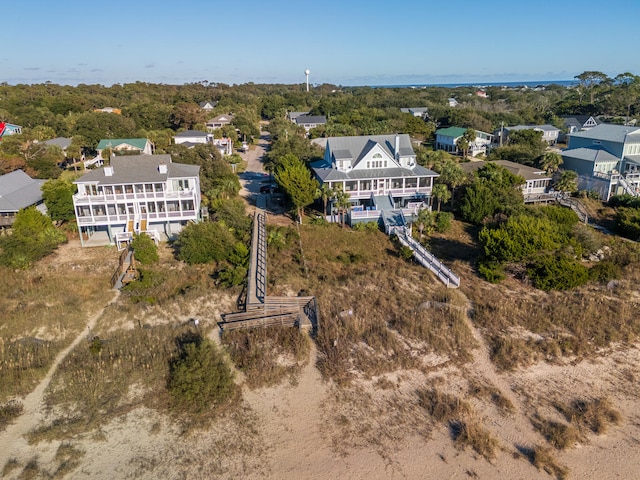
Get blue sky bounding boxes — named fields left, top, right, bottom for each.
left=2, top=0, right=638, bottom=86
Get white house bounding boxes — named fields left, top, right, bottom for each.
left=311, top=134, right=438, bottom=223
left=435, top=127, right=493, bottom=157
left=174, top=130, right=211, bottom=145
left=400, top=107, right=429, bottom=118
left=199, top=101, right=217, bottom=112
left=0, top=122, right=22, bottom=138
left=206, top=114, right=234, bottom=131
left=72, top=154, right=201, bottom=247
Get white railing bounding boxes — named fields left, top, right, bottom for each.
left=73, top=190, right=196, bottom=204
left=396, top=227, right=460, bottom=288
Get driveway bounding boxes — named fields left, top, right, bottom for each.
left=238, top=131, right=271, bottom=200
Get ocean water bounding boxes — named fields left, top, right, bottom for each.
left=371, top=80, right=576, bottom=89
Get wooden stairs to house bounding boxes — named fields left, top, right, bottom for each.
left=110, top=247, right=138, bottom=289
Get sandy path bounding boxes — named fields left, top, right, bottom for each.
left=0, top=290, right=120, bottom=469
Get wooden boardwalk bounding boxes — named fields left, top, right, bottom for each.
left=219, top=209, right=319, bottom=333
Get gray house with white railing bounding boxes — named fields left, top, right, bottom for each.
left=311, top=134, right=438, bottom=224
left=73, top=154, right=201, bottom=247
left=561, top=124, right=640, bottom=200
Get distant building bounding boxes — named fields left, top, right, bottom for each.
left=288, top=111, right=310, bottom=122
left=400, top=107, right=429, bottom=118
left=559, top=115, right=602, bottom=142
left=0, top=122, right=22, bottom=139
left=435, top=127, right=493, bottom=157
left=94, top=107, right=122, bottom=114
left=0, top=170, right=46, bottom=227
left=199, top=101, right=217, bottom=112
left=294, top=115, right=327, bottom=133
left=96, top=138, right=153, bottom=157
left=447, top=98, right=458, bottom=107
left=174, top=130, right=211, bottom=145
left=206, top=114, right=234, bottom=131
left=497, top=124, right=560, bottom=145
left=43, top=137, right=72, bottom=151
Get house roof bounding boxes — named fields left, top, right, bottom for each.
left=568, top=124, right=640, bottom=144
left=561, top=147, right=620, bottom=164
left=199, top=101, right=217, bottom=108
left=96, top=138, right=150, bottom=150
left=295, top=115, right=327, bottom=125
left=436, top=127, right=467, bottom=138
left=313, top=164, right=437, bottom=182
left=401, top=107, right=428, bottom=114
left=460, top=160, right=550, bottom=182
left=288, top=111, right=310, bottom=121
left=207, top=114, right=234, bottom=123
left=325, top=134, right=416, bottom=163
left=74, top=155, right=199, bottom=185
left=175, top=130, right=209, bottom=138
left=43, top=137, right=72, bottom=149
left=0, top=169, right=45, bottom=213
left=506, top=124, right=560, bottom=133
left=560, top=115, right=602, bottom=128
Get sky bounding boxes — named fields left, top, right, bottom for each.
left=2, top=0, right=639, bottom=87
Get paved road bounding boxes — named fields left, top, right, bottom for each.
left=238, top=131, right=272, bottom=201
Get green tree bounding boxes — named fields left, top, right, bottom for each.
left=168, top=337, right=235, bottom=413
left=332, top=185, right=351, bottom=225
left=316, top=183, right=333, bottom=215
left=41, top=178, right=76, bottom=222
left=0, top=207, right=66, bottom=268
left=574, top=71, right=610, bottom=105
left=273, top=154, right=319, bottom=224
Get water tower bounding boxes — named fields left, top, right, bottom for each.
left=304, top=68, right=310, bottom=92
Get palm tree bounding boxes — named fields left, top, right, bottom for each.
left=414, top=208, right=435, bottom=239
left=541, top=151, right=563, bottom=174
left=431, top=183, right=451, bottom=212
left=316, top=183, right=333, bottom=216
left=555, top=170, right=578, bottom=194
left=333, top=186, right=351, bottom=226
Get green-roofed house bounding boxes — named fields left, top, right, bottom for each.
left=97, top=138, right=153, bottom=158
left=435, top=127, right=493, bottom=157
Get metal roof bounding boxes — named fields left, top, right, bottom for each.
left=314, top=164, right=437, bottom=182
left=568, top=124, right=640, bottom=144
left=0, top=170, right=45, bottom=213
left=74, top=155, right=199, bottom=185
left=561, top=147, right=620, bottom=163
left=43, top=137, right=72, bottom=149
left=295, top=115, right=327, bottom=125
left=326, top=134, right=415, bottom=163
left=175, top=130, right=209, bottom=137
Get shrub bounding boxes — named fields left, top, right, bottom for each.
left=435, top=211, right=453, bottom=233
left=176, top=220, right=237, bottom=264
left=353, top=221, right=379, bottom=232
left=168, top=337, right=236, bottom=413
left=615, top=207, right=640, bottom=240
left=589, top=261, right=620, bottom=283
left=0, top=400, right=24, bottom=431
left=527, top=254, right=590, bottom=291
left=399, top=245, right=414, bottom=261
left=477, top=260, right=505, bottom=283
left=131, top=233, right=159, bottom=265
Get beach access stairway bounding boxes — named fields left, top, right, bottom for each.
left=557, top=195, right=589, bottom=224
left=395, top=226, right=460, bottom=288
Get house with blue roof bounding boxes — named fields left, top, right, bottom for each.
left=561, top=124, right=640, bottom=199
left=0, top=122, right=22, bottom=139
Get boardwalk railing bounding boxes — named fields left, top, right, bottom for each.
left=557, top=195, right=589, bottom=224
left=396, top=227, right=460, bottom=288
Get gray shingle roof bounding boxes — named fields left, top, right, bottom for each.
left=0, top=170, right=45, bottom=213
left=314, top=164, right=436, bottom=182
left=43, top=137, right=72, bottom=149
left=506, top=125, right=560, bottom=132
left=73, top=155, right=199, bottom=185
left=295, top=115, right=327, bottom=125
left=175, top=130, right=209, bottom=137
left=326, top=134, right=415, bottom=163
left=569, top=124, right=640, bottom=143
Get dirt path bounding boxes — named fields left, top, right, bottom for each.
left=0, top=290, right=121, bottom=469
left=457, top=291, right=542, bottom=448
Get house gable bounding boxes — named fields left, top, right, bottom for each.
left=352, top=142, right=398, bottom=171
